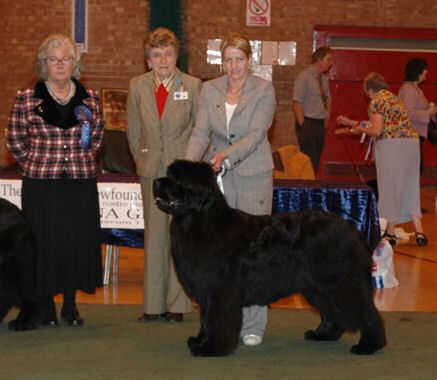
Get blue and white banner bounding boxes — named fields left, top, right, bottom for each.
left=0, top=179, right=144, bottom=229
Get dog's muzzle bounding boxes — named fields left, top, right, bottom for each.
left=154, top=197, right=182, bottom=211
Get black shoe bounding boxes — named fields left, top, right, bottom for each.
left=421, top=208, right=428, bottom=214
left=138, top=313, right=166, bottom=322
left=61, top=307, right=84, bottom=326
left=383, top=232, right=396, bottom=246
left=165, top=312, right=183, bottom=323
left=416, top=233, right=428, bottom=247
left=41, top=318, right=59, bottom=327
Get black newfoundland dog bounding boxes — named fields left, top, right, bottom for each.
left=0, top=198, right=40, bottom=330
left=153, top=160, right=386, bottom=357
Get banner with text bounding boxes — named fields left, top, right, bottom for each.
left=0, top=179, right=144, bottom=229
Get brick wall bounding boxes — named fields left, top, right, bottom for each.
left=184, top=0, right=437, bottom=151
left=1, top=0, right=436, bottom=166
left=0, top=0, right=148, bottom=167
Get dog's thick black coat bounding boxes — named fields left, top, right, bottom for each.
left=0, top=198, right=40, bottom=330
left=153, top=160, right=386, bottom=357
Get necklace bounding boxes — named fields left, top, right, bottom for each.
left=229, top=87, right=242, bottom=94
left=45, top=80, right=75, bottom=105
left=227, top=86, right=243, bottom=99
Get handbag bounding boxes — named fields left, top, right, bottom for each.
left=427, top=118, right=437, bottom=145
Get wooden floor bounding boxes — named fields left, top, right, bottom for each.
left=71, top=186, right=437, bottom=313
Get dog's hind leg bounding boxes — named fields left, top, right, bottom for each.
left=311, top=280, right=386, bottom=354
left=302, top=291, right=346, bottom=341
left=335, top=277, right=386, bottom=355
left=350, top=305, right=386, bottom=355
left=304, top=314, right=345, bottom=341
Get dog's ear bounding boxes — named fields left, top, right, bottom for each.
left=192, top=186, right=220, bottom=212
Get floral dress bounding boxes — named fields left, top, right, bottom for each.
left=369, top=90, right=421, bottom=224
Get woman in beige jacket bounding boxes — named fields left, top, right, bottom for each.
left=127, top=28, right=202, bottom=323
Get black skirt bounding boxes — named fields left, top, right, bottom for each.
left=22, top=177, right=102, bottom=296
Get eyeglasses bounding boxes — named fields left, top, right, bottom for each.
left=46, top=56, right=74, bottom=66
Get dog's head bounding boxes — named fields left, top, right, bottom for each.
left=153, top=160, right=222, bottom=214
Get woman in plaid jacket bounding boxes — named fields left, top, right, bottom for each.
left=6, top=34, right=104, bottom=327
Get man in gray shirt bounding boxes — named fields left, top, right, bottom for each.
left=293, top=47, right=333, bottom=174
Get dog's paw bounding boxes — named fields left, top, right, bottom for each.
left=304, top=329, right=318, bottom=340
left=190, top=341, right=234, bottom=357
left=350, top=342, right=383, bottom=355
left=190, top=342, right=216, bottom=357
left=304, top=328, right=343, bottom=341
left=187, top=336, right=202, bottom=348
left=8, top=319, right=38, bottom=331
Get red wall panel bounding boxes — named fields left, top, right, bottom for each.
left=314, top=25, right=437, bottom=181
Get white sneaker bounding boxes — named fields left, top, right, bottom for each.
left=242, top=334, right=263, bottom=346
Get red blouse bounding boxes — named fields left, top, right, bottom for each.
left=155, top=83, right=169, bottom=119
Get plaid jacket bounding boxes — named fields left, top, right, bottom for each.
left=7, top=80, right=104, bottom=179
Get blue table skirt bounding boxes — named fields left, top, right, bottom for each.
left=272, top=179, right=380, bottom=251
left=0, top=171, right=379, bottom=250
left=101, top=179, right=380, bottom=251
left=101, top=228, right=144, bottom=249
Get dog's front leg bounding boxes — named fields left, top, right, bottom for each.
left=190, top=288, right=242, bottom=357
left=187, top=303, right=207, bottom=349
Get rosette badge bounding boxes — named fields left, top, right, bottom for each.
left=75, top=105, right=92, bottom=123
left=75, top=105, right=92, bottom=149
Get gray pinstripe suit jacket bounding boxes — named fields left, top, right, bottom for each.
left=186, top=74, right=276, bottom=176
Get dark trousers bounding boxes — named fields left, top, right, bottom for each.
left=295, top=117, right=325, bottom=173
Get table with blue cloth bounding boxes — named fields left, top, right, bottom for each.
left=272, top=179, right=380, bottom=250
left=99, top=176, right=380, bottom=252
left=0, top=171, right=380, bottom=249
left=1, top=172, right=381, bottom=284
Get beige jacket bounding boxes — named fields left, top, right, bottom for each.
left=127, top=68, right=202, bottom=178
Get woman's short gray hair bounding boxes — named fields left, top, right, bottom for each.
left=363, top=72, right=389, bottom=94
left=35, top=34, right=82, bottom=80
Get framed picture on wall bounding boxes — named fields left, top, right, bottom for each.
left=100, top=88, right=135, bottom=173
left=101, top=88, right=128, bottom=131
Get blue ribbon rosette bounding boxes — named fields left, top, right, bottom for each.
left=74, top=105, right=92, bottom=149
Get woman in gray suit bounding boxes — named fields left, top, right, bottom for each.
left=185, top=33, right=276, bottom=346
left=127, top=28, right=202, bottom=323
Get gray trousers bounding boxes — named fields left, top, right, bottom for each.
left=222, top=168, right=273, bottom=338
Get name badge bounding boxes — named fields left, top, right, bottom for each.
left=174, top=91, right=188, bottom=100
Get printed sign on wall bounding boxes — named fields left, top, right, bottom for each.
left=246, top=0, right=271, bottom=26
